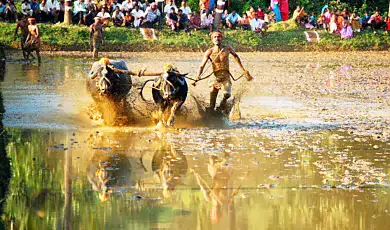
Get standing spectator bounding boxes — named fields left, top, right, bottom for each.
left=180, top=1, right=191, bottom=15
left=329, top=14, right=338, bottom=33
left=73, top=0, right=87, bottom=25
left=247, top=6, right=256, bottom=20
left=112, top=6, right=124, bottom=26
left=221, top=9, right=228, bottom=28
left=250, top=13, right=266, bottom=35
left=131, top=4, right=143, bottom=27
left=350, top=12, right=361, bottom=32
left=226, top=10, right=241, bottom=29
left=368, top=11, right=383, bottom=34
left=164, top=0, right=177, bottom=16
left=108, top=0, right=120, bottom=13
left=85, top=0, right=95, bottom=26
left=5, top=0, right=17, bottom=22
left=22, top=0, right=33, bottom=17
left=200, top=10, right=213, bottom=32
left=143, top=2, right=160, bottom=28
left=189, top=11, right=201, bottom=30
left=40, top=0, right=52, bottom=22
left=0, top=1, right=5, bottom=21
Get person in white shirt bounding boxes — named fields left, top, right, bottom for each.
left=164, top=0, right=177, bottom=15
left=201, top=10, right=213, bottom=31
left=73, top=0, right=87, bottom=24
left=131, top=4, right=144, bottom=28
left=121, top=0, right=133, bottom=12
left=97, top=7, right=111, bottom=26
left=112, top=6, right=124, bottom=26
left=51, top=0, right=60, bottom=22
left=21, top=0, right=33, bottom=17
left=180, top=1, right=191, bottom=16
left=40, top=0, right=52, bottom=22
left=250, top=14, right=267, bottom=35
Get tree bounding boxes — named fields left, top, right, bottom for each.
left=64, top=0, right=73, bottom=25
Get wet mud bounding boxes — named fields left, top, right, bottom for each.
left=0, top=51, right=389, bottom=229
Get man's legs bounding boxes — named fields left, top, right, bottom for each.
left=209, top=90, right=218, bottom=112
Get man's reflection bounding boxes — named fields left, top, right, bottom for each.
left=0, top=44, right=5, bottom=81
left=194, top=155, right=242, bottom=225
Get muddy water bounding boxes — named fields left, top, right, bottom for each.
left=0, top=52, right=389, bottom=229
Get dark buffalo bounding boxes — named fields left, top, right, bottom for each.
left=141, top=71, right=188, bottom=127
left=87, top=59, right=132, bottom=124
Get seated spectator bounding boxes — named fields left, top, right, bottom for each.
left=108, top=0, right=120, bottom=14
left=336, top=13, right=344, bottom=31
left=164, top=0, right=177, bottom=16
left=368, top=11, right=384, bottom=34
left=246, top=6, right=256, bottom=21
left=58, top=0, right=65, bottom=22
left=97, top=7, right=110, bottom=26
left=293, top=6, right=306, bottom=25
left=221, top=9, right=228, bottom=28
left=180, top=1, right=191, bottom=16
left=166, top=7, right=178, bottom=31
left=112, top=6, right=124, bottom=26
left=123, top=11, right=133, bottom=27
left=329, top=14, right=338, bottom=33
left=131, top=4, right=143, bottom=28
left=256, top=6, right=265, bottom=20
left=121, top=0, right=133, bottom=13
left=22, top=0, right=33, bottom=17
left=30, top=0, right=40, bottom=21
left=0, top=1, right=5, bottom=21
left=361, top=11, right=370, bottom=30
left=84, top=0, right=95, bottom=26
left=250, top=13, right=267, bottom=35
left=340, top=17, right=353, bottom=39
left=51, top=0, right=60, bottom=23
left=350, top=12, right=361, bottom=32
left=386, top=16, right=390, bottom=34
left=73, top=0, right=87, bottom=25
left=226, top=10, right=241, bottom=29
left=5, top=0, right=18, bottom=22
left=239, top=12, right=250, bottom=30
left=200, top=10, right=213, bottom=32
left=40, top=0, right=52, bottom=22
left=143, top=2, right=160, bottom=28
left=177, top=9, right=189, bottom=33
left=189, top=11, right=201, bottom=30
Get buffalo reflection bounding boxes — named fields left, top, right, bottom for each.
left=87, top=152, right=132, bottom=202
left=194, top=155, right=242, bottom=225
left=140, top=139, right=188, bottom=199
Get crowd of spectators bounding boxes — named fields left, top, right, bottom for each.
left=0, top=0, right=389, bottom=37
left=293, top=5, right=390, bottom=38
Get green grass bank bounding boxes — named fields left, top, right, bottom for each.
left=1, top=22, right=389, bottom=52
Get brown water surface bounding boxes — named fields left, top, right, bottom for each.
left=0, top=52, right=389, bottom=230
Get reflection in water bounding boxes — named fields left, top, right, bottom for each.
left=87, top=152, right=132, bottom=202
left=194, top=155, right=241, bottom=226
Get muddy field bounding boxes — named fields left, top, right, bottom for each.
left=0, top=51, right=389, bottom=229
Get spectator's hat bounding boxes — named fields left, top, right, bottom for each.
left=28, top=17, right=36, bottom=22
left=210, top=31, right=223, bottom=39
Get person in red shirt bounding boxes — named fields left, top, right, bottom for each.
left=368, top=11, right=383, bottom=34
left=256, top=6, right=264, bottom=20
left=385, top=16, right=390, bottom=34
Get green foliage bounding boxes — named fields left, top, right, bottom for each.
left=0, top=22, right=389, bottom=52
left=187, top=0, right=200, bottom=13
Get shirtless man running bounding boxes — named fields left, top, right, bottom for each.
left=14, top=15, right=30, bottom=59
left=24, top=17, right=41, bottom=63
left=195, top=31, right=253, bottom=112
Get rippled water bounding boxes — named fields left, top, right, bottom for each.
left=0, top=52, right=389, bottom=229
